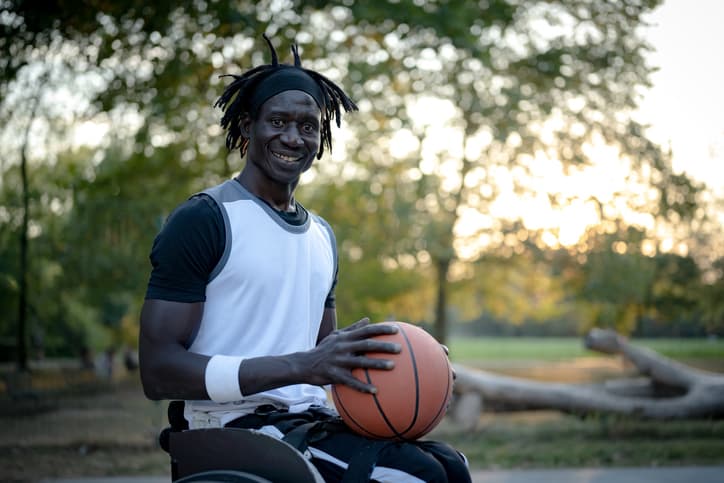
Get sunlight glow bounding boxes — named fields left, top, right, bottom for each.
left=72, top=121, right=108, bottom=148
left=637, top=0, right=724, bottom=196
left=389, top=129, right=419, bottom=159
left=395, top=96, right=663, bottom=253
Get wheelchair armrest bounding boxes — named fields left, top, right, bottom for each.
left=159, top=426, right=173, bottom=453
left=169, top=427, right=324, bottom=483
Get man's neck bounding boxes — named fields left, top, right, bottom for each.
left=235, top=169, right=297, bottom=213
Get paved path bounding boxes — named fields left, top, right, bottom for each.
left=469, top=466, right=724, bottom=482
left=41, top=466, right=724, bottom=483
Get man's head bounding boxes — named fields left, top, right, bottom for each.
left=215, top=35, right=357, bottom=160
left=239, top=89, right=320, bottom=185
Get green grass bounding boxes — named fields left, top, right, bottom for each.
left=441, top=336, right=724, bottom=469
left=448, top=336, right=724, bottom=362
left=637, top=338, right=724, bottom=359
left=433, top=414, right=724, bottom=469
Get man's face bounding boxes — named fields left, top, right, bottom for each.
left=243, top=89, right=322, bottom=186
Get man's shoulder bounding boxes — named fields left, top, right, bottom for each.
left=168, top=193, right=220, bottom=225
left=309, top=212, right=337, bottom=248
left=167, top=179, right=251, bottom=226
left=201, top=179, right=257, bottom=205
left=308, top=210, right=332, bottom=228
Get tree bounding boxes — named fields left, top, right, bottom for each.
left=1, top=1, right=240, bottom=365
left=309, top=0, right=701, bottom=344
left=1, top=0, right=712, bottom=356
left=15, top=75, right=42, bottom=370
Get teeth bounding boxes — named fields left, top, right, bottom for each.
left=273, top=151, right=299, bottom=162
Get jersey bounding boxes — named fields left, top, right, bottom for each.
left=145, top=179, right=338, bottom=428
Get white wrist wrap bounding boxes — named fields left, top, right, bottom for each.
left=204, top=355, right=244, bottom=403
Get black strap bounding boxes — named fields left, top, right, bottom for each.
left=168, top=400, right=189, bottom=430
left=281, top=418, right=347, bottom=453
left=226, top=406, right=394, bottom=482
left=281, top=422, right=321, bottom=452
left=341, top=440, right=395, bottom=483
left=225, top=406, right=343, bottom=453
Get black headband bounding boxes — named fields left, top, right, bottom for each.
left=249, top=67, right=325, bottom=116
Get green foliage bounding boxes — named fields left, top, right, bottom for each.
left=700, top=264, right=724, bottom=334
left=452, top=254, right=577, bottom=326
left=568, top=229, right=712, bottom=335
left=301, top=179, right=431, bottom=324
left=580, top=250, right=656, bottom=333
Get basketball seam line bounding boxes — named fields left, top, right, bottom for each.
left=367, top=323, right=421, bottom=440
left=366, top=368, right=406, bottom=439
left=398, top=323, right=421, bottom=437
left=332, top=385, right=383, bottom=439
left=415, top=348, right=452, bottom=438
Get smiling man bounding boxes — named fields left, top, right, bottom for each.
left=139, top=36, right=470, bottom=482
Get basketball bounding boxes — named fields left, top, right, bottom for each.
left=331, top=321, right=454, bottom=441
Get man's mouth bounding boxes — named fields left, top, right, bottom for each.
left=271, top=150, right=302, bottom=163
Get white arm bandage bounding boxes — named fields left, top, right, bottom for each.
left=204, top=354, right=244, bottom=403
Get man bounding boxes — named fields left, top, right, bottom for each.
left=139, top=36, right=470, bottom=482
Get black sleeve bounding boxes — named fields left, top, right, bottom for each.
left=316, top=213, right=338, bottom=309
left=145, top=194, right=224, bottom=303
left=325, top=262, right=338, bottom=309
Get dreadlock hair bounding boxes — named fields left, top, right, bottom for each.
left=214, top=35, right=357, bottom=160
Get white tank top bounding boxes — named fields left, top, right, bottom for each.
left=184, top=180, right=336, bottom=427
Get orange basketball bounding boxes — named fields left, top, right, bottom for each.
left=331, top=321, right=453, bottom=441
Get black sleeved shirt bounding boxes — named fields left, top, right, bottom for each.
left=145, top=194, right=337, bottom=308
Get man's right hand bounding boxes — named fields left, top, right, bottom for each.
left=300, top=317, right=402, bottom=393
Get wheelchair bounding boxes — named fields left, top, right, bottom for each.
left=159, top=401, right=324, bottom=483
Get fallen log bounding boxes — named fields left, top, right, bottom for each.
left=450, top=329, right=724, bottom=428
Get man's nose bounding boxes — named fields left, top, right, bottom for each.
left=281, top=124, right=304, bottom=146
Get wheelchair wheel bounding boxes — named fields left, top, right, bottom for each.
left=174, top=469, right=272, bottom=483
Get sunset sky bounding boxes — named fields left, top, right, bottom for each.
left=637, top=0, right=724, bottom=194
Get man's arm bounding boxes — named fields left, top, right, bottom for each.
left=140, top=300, right=401, bottom=401
left=139, top=299, right=209, bottom=400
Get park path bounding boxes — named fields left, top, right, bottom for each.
left=469, top=466, right=724, bottom=482
left=41, top=465, right=724, bottom=483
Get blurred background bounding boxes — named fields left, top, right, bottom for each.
left=1, top=0, right=723, bottom=479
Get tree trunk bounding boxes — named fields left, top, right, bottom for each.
left=16, top=81, right=43, bottom=372
left=17, top=141, right=28, bottom=372
left=432, top=257, right=450, bottom=346
left=450, top=329, right=724, bottom=427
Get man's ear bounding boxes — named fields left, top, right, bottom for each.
left=239, top=113, right=252, bottom=138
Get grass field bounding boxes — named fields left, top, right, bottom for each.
left=448, top=336, right=724, bottom=362
left=433, top=412, right=724, bottom=469
left=1, top=336, right=723, bottom=479
left=440, top=336, right=724, bottom=468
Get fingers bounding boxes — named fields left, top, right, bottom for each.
left=341, top=320, right=399, bottom=341
left=337, top=354, right=395, bottom=370
left=308, top=319, right=404, bottom=393
left=338, top=373, right=378, bottom=394
left=345, top=338, right=401, bottom=355
left=440, top=344, right=456, bottom=379
left=343, top=317, right=370, bottom=331
left=332, top=358, right=394, bottom=394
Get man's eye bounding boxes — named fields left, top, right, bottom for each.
left=271, top=119, right=283, bottom=127
left=303, top=123, right=316, bottom=133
